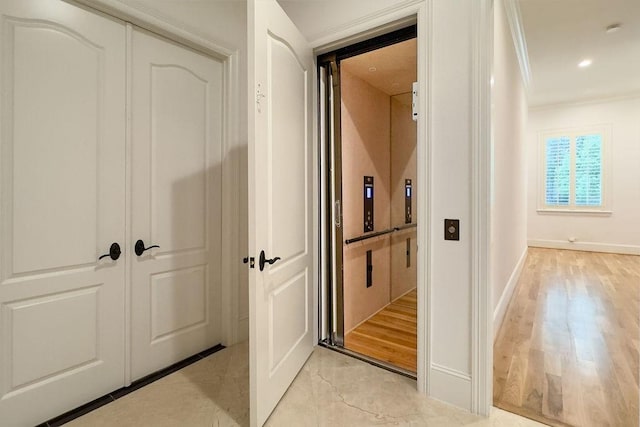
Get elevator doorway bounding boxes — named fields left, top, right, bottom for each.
left=319, top=26, right=419, bottom=376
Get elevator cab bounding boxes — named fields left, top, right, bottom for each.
left=319, top=26, right=419, bottom=376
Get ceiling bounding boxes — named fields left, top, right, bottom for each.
left=519, top=0, right=640, bottom=106
left=341, top=38, right=417, bottom=96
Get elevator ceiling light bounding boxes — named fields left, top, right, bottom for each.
left=578, top=59, right=592, bottom=68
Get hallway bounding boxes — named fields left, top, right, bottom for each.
left=493, top=248, right=640, bottom=426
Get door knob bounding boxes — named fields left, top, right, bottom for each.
left=99, top=243, right=121, bottom=261
left=259, top=250, right=281, bottom=271
left=135, top=239, right=160, bottom=256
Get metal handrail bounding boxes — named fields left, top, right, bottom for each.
left=393, top=223, right=417, bottom=232
left=344, top=223, right=417, bottom=245
left=344, top=228, right=395, bottom=245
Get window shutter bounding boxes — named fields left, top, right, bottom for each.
left=545, top=137, right=571, bottom=206
left=575, top=134, right=602, bottom=206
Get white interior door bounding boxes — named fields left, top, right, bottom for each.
left=130, top=28, right=223, bottom=381
left=249, top=1, right=314, bottom=425
left=0, top=1, right=126, bottom=425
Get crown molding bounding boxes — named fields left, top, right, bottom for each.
left=529, top=91, right=640, bottom=111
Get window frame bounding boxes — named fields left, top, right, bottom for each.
left=537, top=124, right=612, bottom=215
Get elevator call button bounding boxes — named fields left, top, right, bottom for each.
left=444, top=219, right=460, bottom=241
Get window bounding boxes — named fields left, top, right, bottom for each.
left=540, top=126, right=609, bottom=212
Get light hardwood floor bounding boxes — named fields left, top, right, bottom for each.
left=494, top=248, right=640, bottom=427
left=344, top=289, right=417, bottom=373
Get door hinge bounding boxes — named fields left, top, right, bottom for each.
left=256, top=83, right=266, bottom=112
left=243, top=257, right=255, bottom=268
left=412, top=81, right=418, bottom=121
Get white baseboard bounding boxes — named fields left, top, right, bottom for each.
left=493, top=248, right=528, bottom=341
left=528, top=239, right=640, bottom=256
left=429, top=364, right=472, bottom=411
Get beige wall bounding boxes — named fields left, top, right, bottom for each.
left=341, top=69, right=417, bottom=331
left=390, top=94, right=417, bottom=300
left=341, top=69, right=392, bottom=332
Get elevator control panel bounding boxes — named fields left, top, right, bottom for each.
left=405, top=179, right=412, bottom=224
left=364, top=176, right=374, bottom=232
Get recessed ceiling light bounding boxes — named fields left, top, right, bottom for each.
left=368, top=66, right=377, bottom=72
left=605, top=23, right=622, bottom=33
left=578, top=59, right=592, bottom=68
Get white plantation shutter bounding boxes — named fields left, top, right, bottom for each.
left=545, top=136, right=571, bottom=206
left=575, top=134, right=602, bottom=206
left=541, top=128, right=606, bottom=210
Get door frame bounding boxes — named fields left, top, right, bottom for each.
left=314, top=2, right=430, bottom=395
left=67, top=0, right=242, bottom=386
left=312, top=0, right=493, bottom=415
left=317, top=23, right=419, bottom=361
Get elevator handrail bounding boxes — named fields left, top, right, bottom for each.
left=393, top=223, right=417, bottom=232
left=344, top=228, right=395, bottom=245
left=344, top=223, right=417, bottom=245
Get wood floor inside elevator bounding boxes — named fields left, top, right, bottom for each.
left=344, top=289, right=417, bottom=373
left=493, top=248, right=640, bottom=427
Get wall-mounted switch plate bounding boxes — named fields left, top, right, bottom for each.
left=444, top=219, right=460, bottom=241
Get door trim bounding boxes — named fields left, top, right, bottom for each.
left=470, top=0, right=493, bottom=416
left=69, top=0, right=234, bottom=58
left=67, top=0, right=241, bottom=384
left=317, top=23, right=418, bottom=350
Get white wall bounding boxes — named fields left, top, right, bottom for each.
left=490, top=0, right=528, bottom=337
left=116, top=0, right=250, bottom=342
left=428, top=0, right=477, bottom=410
left=527, top=97, right=640, bottom=254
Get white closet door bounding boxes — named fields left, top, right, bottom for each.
left=249, top=0, right=315, bottom=425
left=130, top=28, right=223, bottom=381
left=0, top=1, right=126, bottom=425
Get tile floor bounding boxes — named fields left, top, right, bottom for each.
left=68, top=342, right=545, bottom=426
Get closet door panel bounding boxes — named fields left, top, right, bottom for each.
left=130, top=28, right=223, bottom=380
left=0, top=1, right=126, bottom=425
